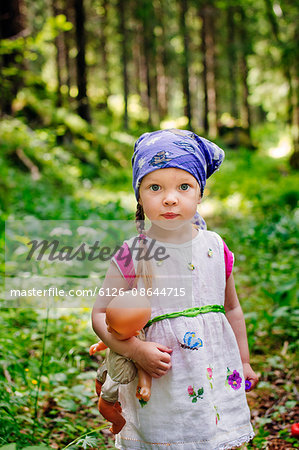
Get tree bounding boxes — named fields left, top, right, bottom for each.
left=134, top=0, right=159, bottom=127
left=99, top=0, right=110, bottom=106
left=117, top=0, right=129, bottom=129
left=74, top=0, right=90, bottom=121
left=199, top=2, right=218, bottom=137
left=0, top=0, right=26, bottom=115
left=179, top=0, right=192, bottom=129
left=52, top=0, right=63, bottom=106
left=237, top=5, right=253, bottom=147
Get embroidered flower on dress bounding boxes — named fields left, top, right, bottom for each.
left=227, top=369, right=242, bottom=390
left=187, top=385, right=204, bottom=403
left=188, top=385, right=194, bottom=396
left=206, top=367, right=214, bottom=389
left=214, top=405, right=220, bottom=425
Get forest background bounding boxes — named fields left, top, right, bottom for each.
left=0, top=0, right=298, bottom=448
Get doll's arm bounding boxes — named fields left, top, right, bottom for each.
left=224, top=273, right=259, bottom=391
left=135, top=364, right=152, bottom=402
left=89, top=341, right=107, bottom=355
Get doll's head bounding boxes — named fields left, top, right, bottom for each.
left=106, top=291, right=151, bottom=340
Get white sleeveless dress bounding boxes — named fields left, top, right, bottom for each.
left=113, top=230, right=254, bottom=449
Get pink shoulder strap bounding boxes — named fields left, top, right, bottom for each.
left=222, top=240, right=234, bottom=280
left=113, top=243, right=136, bottom=288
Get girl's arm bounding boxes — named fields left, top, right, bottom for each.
left=92, top=261, right=172, bottom=379
left=224, top=273, right=259, bottom=390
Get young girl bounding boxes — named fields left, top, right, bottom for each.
left=92, top=129, right=258, bottom=449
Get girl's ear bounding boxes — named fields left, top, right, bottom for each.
left=197, top=195, right=202, bottom=205
left=138, top=199, right=143, bottom=207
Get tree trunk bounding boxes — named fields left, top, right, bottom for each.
left=226, top=4, right=238, bottom=121
left=117, top=0, right=129, bottom=129
left=63, top=0, right=72, bottom=100
left=99, top=0, right=110, bottom=106
left=52, top=0, right=63, bottom=106
left=132, top=24, right=141, bottom=99
left=143, top=6, right=159, bottom=126
left=0, top=0, right=26, bottom=115
left=140, top=15, right=153, bottom=127
left=144, top=36, right=153, bottom=127
left=226, top=3, right=240, bottom=147
left=238, top=6, right=253, bottom=148
left=179, top=0, right=192, bottom=130
left=154, top=1, right=169, bottom=119
left=74, top=0, right=90, bottom=122
left=199, top=3, right=218, bottom=138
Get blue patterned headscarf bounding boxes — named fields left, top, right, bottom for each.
left=132, top=129, right=224, bottom=197
left=132, top=129, right=225, bottom=229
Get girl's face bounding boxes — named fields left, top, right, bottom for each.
left=138, top=168, right=201, bottom=232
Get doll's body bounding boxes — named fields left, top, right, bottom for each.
left=90, top=291, right=151, bottom=434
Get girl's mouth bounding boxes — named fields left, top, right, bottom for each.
left=162, top=213, right=179, bottom=219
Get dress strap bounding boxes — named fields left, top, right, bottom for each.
left=145, top=304, right=225, bottom=328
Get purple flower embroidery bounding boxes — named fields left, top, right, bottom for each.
left=227, top=370, right=242, bottom=390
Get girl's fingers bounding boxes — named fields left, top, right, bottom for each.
left=151, top=362, right=172, bottom=378
left=152, top=369, right=168, bottom=378
left=159, top=352, right=172, bottom=363
left=156, top=344, right=173, bottom=354
left=158, top=361, right=171, bottom=371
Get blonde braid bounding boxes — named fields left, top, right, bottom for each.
left=135, top=202, right=145, bottom=235
left=134, top=203, right=153, bottom=291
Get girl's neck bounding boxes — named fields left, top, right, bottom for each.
left=146, top=222, right=198, bottom=244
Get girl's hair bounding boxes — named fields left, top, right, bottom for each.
left=133, top=202, right=154, bottom=291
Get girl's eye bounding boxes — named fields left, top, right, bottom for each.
left=150, top=184, right=160, bottom=192
left=180, top=184, right=190, bottom=191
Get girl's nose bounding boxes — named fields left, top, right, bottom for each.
left=163, top=192, right=178, bottom=206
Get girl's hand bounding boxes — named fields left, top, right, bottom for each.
left=133, top=340, right=172, bottom=379
left=243, top=362, right=259, bottom=391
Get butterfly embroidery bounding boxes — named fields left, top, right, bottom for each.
left=181, top=331, right=203, bottom=350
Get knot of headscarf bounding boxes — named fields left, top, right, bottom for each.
left=132, top=129, right=224, bottom=198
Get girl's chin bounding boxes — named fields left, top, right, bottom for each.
left=150, top=219, right=193, bottom=232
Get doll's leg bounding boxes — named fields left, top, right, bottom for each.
left=99, top=374, right=126, bottom=434
left=95, top=378, right=102, bottom=397
left=135, top=365, right=152, bottom=402
left=99, top=397, right=126, bottom=434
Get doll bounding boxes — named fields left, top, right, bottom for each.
left=89, top=291, right=151, bottom=434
